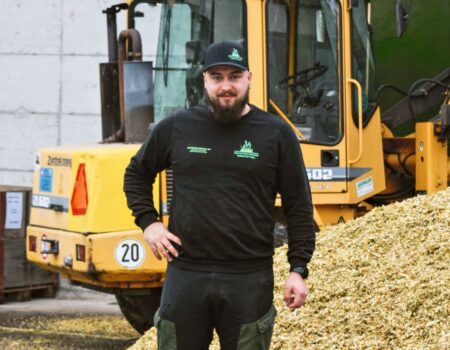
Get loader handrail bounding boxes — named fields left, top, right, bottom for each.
left=269, top=99, right=306, bottom=140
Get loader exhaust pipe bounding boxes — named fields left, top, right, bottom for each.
left=114, top=29, right=143, bottom=141
left=102, top=3, right=129, bottom=63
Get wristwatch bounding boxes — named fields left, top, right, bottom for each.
left=290, top=266, right=309, bottom=279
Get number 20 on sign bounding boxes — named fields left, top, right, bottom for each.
left=115, top=239, right=146, bottom=269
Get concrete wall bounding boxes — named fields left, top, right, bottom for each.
left=0, top=0, right=129, bottom=186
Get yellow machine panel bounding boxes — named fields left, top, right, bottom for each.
left=415, top=123, right=449, bottom=193
left=27, top=225, right=166, bottom=288
left=29, top=143, right=153, bottom=233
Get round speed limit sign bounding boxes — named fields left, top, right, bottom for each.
left=115, top=239, right=146, bottom=269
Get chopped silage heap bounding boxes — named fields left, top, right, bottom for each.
left=129, top=188, right=450, bottom=350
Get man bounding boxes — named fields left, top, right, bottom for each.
left=124, top=40, right=315, bottom=350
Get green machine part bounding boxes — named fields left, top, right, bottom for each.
left=371, top=0, right=450, bottom=135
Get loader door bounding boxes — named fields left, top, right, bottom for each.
left=349, top=1, right=377, bottom=129
left=344, top=1, right=385, bottom=202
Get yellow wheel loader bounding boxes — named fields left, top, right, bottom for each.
left=26, top=0, right=449, bottom=333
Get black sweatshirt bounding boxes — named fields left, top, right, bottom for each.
left=124, top=105, right=315, bottom=273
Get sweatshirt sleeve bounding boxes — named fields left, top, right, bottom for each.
left=276, top=123, right=316, bottom=270
left=123, top=116, right=174, bottom=231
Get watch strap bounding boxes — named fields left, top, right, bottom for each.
left=290, top=266, right=309, bottom=279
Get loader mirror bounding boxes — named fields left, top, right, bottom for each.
left=395, top=0, right=409, bottom=38
left=185, top=40, right=204, bottom=65
left=315, top=10, right=325, bottom=43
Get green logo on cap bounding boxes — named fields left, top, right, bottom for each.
left=228, top=48, right=243, bottom=62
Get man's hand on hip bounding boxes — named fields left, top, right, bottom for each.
left=284, top=272, right=308, bottom=309
left=143, top=222, right=181, bottom=262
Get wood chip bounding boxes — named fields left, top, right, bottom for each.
left=129, top=188, right=450, bottom=349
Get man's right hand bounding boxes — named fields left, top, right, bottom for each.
left=143, top=222, right=182, bottom=262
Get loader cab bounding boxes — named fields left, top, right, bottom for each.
left=128, top=0, right=376, bottom=139
left=127, top=0, right=385, bottom=225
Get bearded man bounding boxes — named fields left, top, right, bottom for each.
left=124, top=40, right=315, bottom=350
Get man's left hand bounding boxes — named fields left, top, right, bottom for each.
left=284, top=272, right=308, bottom=309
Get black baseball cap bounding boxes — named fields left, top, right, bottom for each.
left=202, top=40, right=249, bottom=72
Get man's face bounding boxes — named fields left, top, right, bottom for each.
left=203, top=65, right=252, bottom=124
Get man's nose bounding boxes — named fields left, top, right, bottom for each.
left=219, top=78, right=233, bottom=90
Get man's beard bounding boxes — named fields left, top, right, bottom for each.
left=205, top=88, right=249, bottom=124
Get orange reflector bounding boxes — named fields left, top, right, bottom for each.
left=76, top=244, right=86, bottom=262
left=29, top=235, right=37, bottom=252
left=71, top=163, right=88, bottom=215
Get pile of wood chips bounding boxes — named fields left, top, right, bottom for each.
left=129, top=188, right=450, bottom=349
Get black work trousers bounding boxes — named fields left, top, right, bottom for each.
left=154, top=263, right=276, bottom=350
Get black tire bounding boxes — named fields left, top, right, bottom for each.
left=115, top=288, right=162, bottom=334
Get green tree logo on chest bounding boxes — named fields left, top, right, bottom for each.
left=234, top=140, right=259, bottom=159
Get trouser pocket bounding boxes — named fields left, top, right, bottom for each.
left=154, top=308, right=178, bottom=350
left=237, top=304, right=277, bottom=350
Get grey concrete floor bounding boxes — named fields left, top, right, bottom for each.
left=0, top=277, right=121, bottom=318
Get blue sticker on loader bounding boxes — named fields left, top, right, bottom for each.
left=39, top=168, right=53, bottom=192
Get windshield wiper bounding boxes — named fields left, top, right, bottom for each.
left=162, top=5, right=172, bottom=86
